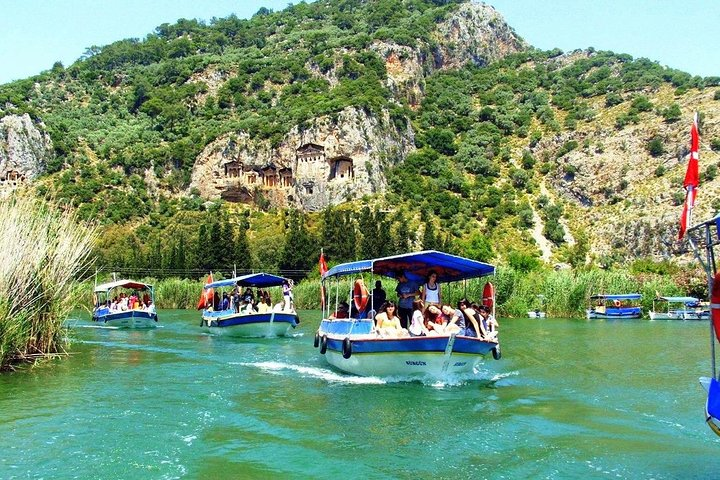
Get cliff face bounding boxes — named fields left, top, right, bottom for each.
left=0, top=114, right=52, bottom=193
left=189, top=107, right=414, bottom=211
left=189, top=1, right=526, bottom=209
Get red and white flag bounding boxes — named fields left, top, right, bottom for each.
left=679, top=113, right=700, bottom=240
left=197, top=272, right=214, bottom=310
left=319, top=251, right=328, bottom=309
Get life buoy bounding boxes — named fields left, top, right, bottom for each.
left=314, top=332, right=320, bottom=348
left=492, top=344, right=501, bottom=360
left=613, top=300, right=621, bottom=307
left=711, top=272, right=720, bottom=342
left=342, top=337, right=352, bottom=359
left=319, top=335, right=328, bottom=355
left=353, top=279, right=369, bottom=312
left=482, top=282, right=495, bottom=310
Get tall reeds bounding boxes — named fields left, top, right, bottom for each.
left=0, top=195, right=96, bottom=369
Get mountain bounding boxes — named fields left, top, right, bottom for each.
left=0, top=0, right=718, bottom=276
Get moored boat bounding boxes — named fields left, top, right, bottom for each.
left=314, top=250, right=501, bottom=379
left=199, top=272, right=299, bottom=337
left=586, top=294, right=642, bottom=319
left=92, top=279, right=158, bottom=328
left=527, top=294, right=546, bottom=318
left=649, top=296, right=705, bottom=320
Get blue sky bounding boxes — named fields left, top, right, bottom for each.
left=1, top=0, right=718, bottom=85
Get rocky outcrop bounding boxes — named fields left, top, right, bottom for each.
left=0, top=114, right=52, bottom=190
left=432, top=2, right=528, bottom=70
left=189, top=107, right=415, bottom=210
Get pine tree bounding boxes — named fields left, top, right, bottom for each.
left=279, top=210, right=317, bottom=281
left=234, top=223, right=251, bottom=272
left=197, top=223, right=210, bottom=272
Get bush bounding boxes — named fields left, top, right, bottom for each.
left=647, top=137, right=665, bottom=157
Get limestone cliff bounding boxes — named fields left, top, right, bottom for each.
left=0, top=114, right=52, bottom=192
left=189, top=107, right=414, bottom=211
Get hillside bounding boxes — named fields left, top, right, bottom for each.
left=1, top=0, right=719, bottom=278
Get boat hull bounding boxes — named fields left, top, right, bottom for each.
left=202, top=311, right=298, bottom=337
left=586, top=308, right=641, bottom=319
left=528, top=311, right=546, bottom=318
left=650, top=310, right=707, bottom=320
left=93, top=310, right=158, bottom=328
left=317, top=320, right=498, bottom=378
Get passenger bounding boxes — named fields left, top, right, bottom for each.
left=424, top=304, right=447, bottom=335
left=232, top=283, right=241, bottom=312
left=273, top=301, right=285, bottom=312
left=409, top=299, right=429, bottom=337
left=242, top=288, right=254, bottom=305
left=142, top=292, right=150, bottom=307
left=374, top=301, right=408, bottom=338
left=421, top=270, right=442, bottom=307
left=221, top=292, right=230, bottom=311
left=395, top=272, right=421, bottom=330
left=256, top=296, right=270, bottom=313
left=458, top=299, right=486, bottom=338
left=371, top=280, right=386, bottom=312
left=282, top=279, right=294, bottom=311
left=478, top=305, right=498, bottom=340
left=213, top=291, right=221, bottom=311
left=441, top=304, right=464, bottom=334
left=331, top=301, right=350, bottom=319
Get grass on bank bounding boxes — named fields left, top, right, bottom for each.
left=0, top=195, right=96, bottom=370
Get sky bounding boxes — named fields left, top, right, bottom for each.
left=1, top=0, right=719, bottom=85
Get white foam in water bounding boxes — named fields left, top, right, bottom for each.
left=73, top=324, right=120, bottom=330
left=236, top=361, right=387, bottom=385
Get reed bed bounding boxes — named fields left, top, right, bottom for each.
left=0, top=195, right=96, bottom=370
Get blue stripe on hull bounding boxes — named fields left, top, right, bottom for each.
left=203, top=312, right=298, bottom=328
left=93, top=310, right=158, bottom=328
left=323, top=335, right=495, bottom=356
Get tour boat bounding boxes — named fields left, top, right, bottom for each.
left=649, top=296, right=706, bottom=320
left=586, top=294, right=642, bottom=319
left=92, top=279, right=158, bottom=328
left=199, top=272, right=299, bottom=337
left=314, top=250, right=501, bottom=379
left=527, top=294, right=546, bottom=318
left=686, top=213, right=720, bottom=437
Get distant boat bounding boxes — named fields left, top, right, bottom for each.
left=199, top=272, right=299, bottom=337
left=528, top=294, right=546, bottom=318
left=92, top=279, right=158, bottom=328
left=586, top=294, right=642, bottom=319
left=649, top=296, right=706, bottom=320
left=315, top=250, right=501, bottom=379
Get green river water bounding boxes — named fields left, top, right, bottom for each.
left=1, top=310, right=719, bottom=479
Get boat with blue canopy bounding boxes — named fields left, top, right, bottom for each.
left=586, top=294, right=642, bottom=319
left=314, top=250, right=501, bottom=379
left=199, top=272, right=299, bottom=337
left=649, top=295, right=707, bottom=320
left=92, top=279, right=158, bottom=328
left=686, top=213, right=720, bottom=437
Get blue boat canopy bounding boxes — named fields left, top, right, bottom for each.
left=590, top=294, right=642, bottom=301
left=322, top=250, right=495, bottom=283
left=205, top=272, right=288, bottom=289
left=658, top=296, right=699, bottom=304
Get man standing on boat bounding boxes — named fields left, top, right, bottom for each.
left=395, top=272, right=421, bottom=330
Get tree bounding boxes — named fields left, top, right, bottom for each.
left=279, top=210, right=317, bottom=281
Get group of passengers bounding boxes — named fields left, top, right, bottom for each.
left=106, top=292, right=153, bottom=312
left=209, top=279, right=294, bottom=314
left=331, top=270, right=498, bottom=340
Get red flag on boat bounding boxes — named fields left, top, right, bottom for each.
left=679, top=114, right=700, bottom=240
left=197, top=272, right=214, bottom=310
left=319, top=251, right=328, bottom=308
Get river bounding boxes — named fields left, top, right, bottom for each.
left=0, top=311, right=718, bottom=479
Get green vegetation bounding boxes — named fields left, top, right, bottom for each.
left=0, top=195, right=96, bottom=370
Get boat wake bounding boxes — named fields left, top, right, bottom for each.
left=235, top=361, right=387, bottom=385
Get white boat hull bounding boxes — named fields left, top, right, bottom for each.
left=201, top=311, right=298, bottom=338
left=586, top=309, right=641, bottom=320
left=649, top=310, right=708, bottom=320
left=323, top=349, right=485, bottom=377
left=528, top=311, right=546, bottom=318
left=93, top=310, right=157, bottom=328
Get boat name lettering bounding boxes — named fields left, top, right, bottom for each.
left=405, top=360, right=427, bottom=366
left=453, top=362, right=467, bottom=367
